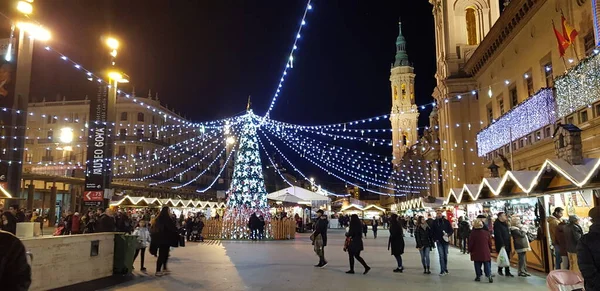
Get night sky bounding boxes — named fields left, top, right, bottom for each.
left=2, top=0, right=437, bottom=192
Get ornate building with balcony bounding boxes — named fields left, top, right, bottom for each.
left=465, top=0, right=599, bottom=175
left=429, top=0, right=600, bottom=201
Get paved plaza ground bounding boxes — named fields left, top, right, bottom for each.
left=103, top=229, right=548, bottom=291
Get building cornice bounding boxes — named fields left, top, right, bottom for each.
left=464, top=0, right=546, bottom=77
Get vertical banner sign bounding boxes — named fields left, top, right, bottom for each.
left=84, top=85, right=108, bottom=206
left=0, top=37, right=17, bottom=192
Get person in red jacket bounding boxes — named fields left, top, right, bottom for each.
left=71, top=212, right=81, bottom=234
left=468, top=219, right=493, bottom=283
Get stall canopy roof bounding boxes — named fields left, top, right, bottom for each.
left=268, top=192, right=307, bottom=204
left=444, top=158, right=600, bottom=205
left=267, top=186, right=330, bottom=206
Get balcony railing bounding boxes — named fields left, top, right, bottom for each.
left=476, top=88, right=555, bottom=157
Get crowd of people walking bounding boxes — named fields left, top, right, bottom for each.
left=311, top=206, right=600, bottom=289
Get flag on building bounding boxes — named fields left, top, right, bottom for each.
left=561, top=15, right=579, bottom=44
left=553, top=21, right=569, bottom=57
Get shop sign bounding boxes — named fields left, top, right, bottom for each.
left=84, top=85, right=109, bottom=192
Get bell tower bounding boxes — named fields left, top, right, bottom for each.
left=390, top=20, right=419, bottom=169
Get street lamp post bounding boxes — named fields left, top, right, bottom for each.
left=6, top=1, right=51, bottom=203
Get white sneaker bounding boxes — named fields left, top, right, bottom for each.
left=155, top=271, right=163, bottom=277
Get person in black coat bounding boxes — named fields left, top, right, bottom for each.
left=0, top=230, right=31, bottom=290
left=312, top=209, right=328, bottom=267
left=372, top=218, right=379, bottom=239
left=345, top=214, right=370, bottom=274
left=577, top=207, right=600, bottom=291
left=415, top=215, right=435, bottom=274
left=95, top=209, right=116, bottom=233
left=151, top=206, right=178, bottom=276
left=1, top=212, right=18, bottom=235
left=493, top=212, right=514, bottom=277
left=388, top=214, right=405, bottom=273
left=458, top=216, right=471, bottom=254
left=362, top=220, right=368, bottom=238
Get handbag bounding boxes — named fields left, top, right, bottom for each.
left=343, top=236, right=352, bottom=252
left=497, top=247, right=510, bottom=268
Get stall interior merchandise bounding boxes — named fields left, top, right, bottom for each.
left=440, top=157, right=600, bottom=273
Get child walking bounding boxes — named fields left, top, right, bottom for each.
left=133, top=220, right=151, bottom=271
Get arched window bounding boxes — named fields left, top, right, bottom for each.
left=137, top=112, right=145, bottom=122
left=393, top=85, right=398, bottom=100
left=401, top=84, right=407, bottom=99
left=402, top=133, right=408, bottom=145
left=466, top=7, right=477, bottom=45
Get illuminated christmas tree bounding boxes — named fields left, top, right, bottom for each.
left=223, top=111, right=270, bottom=239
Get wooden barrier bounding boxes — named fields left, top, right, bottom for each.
left=201, top=218, right=296, bottom=240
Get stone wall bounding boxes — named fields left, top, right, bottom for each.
left=22, top=233, right=115, bottom=291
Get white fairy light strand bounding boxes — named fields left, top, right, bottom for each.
left=263, top=0, right=313, bottom=118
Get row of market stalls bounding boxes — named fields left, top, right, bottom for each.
left=110, top=195, right=226, bottom=218
left=340, top=204, right=387, bottom=220
left=403, top=157, right=600, bottom=273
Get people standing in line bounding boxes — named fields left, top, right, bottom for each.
left=372, top=218, right=379, bottom=239
left=577, top=207, right=600, bottom=291
left=1, top=211, right=17, bottom=235
left=430, top=209, right=453, bottom=276
left=547, top=207, right=565, bottom=270
left=96, top=208, right=116, bottom=233
left=408, top=216, right=416, bottom=237
left=312, top=209, right=328, bottom=268
left=345, top=214, right=370, bottom=274
left=388, top=214, right=405, bottom=273
left=556, top=219, right=570, bottom=269
left=151, top=206, right=178, bottom=277
left=0, top=229, right=31, bottom=290
left=258, top=215, right=265, bottom=240
left=564, top=215, right=583, bottom=273
left=71, top=212, right=81, bottom=234
left=510, top=216, right=531, bottom=277
left=458, top=216, right=471, bottom=254
left=185, top=215, right=194, bottom=241
left=248, top=213, right=259, bottom=240
left=426, top=214, right=434, bottom=227
left=476, top=214, right=489, bottom=231
left=12, top=206, right=25, bottom=223
left=493, top=212, right=514, bottom=277
left=414, top=215, right=434, bottom=274
left=468, top=219, right=493, bottom=283
left=133, top=220, right=151, bottom=272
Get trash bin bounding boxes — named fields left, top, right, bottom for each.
left=113, top=234, right=138, bottom=275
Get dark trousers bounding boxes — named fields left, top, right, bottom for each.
left=348, top=250, right=368, bottom=271
left=186, top=228, right=192, bottom=241
left=156, top=244, right=170, bottom=272
left=134, top=247, right=146, bottom=269
left=460, top=237, right=468, bottom=253
left=475, top=261, right=492, bottom=278
left=318, top=246, right=326, bottom=265
left=394, top=254, right=403, bottom=268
